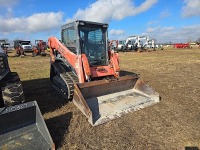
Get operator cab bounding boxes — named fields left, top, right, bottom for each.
left=61, top=20, right=108, bottom=66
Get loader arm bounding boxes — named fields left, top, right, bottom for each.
left=48, top=36, right=77, bottom=68
left=48, top=36, right=85, bottom=83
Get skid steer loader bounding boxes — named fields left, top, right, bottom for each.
left=48, top=20, right=159, bottom=126
left=0, top=47, right=54, bottom=149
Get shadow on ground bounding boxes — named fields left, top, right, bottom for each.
left=22, top=78, right=73, bottom=148
left=46, top=112, right=72, bottom=149
left=185, top=147, right=199, bottom=150
left=22, top=78, right=69, bottom=114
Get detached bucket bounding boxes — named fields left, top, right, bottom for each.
left=73, top=75, right=159, bottom=126
left=0, top=101, right=55, bottom=150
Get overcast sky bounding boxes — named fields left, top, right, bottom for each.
left=0, top=0, right=200, bottom=43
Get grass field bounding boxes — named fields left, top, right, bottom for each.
left=8, top=48, right=200, bottom=150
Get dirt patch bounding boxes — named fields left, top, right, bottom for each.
left=8, top=48, right=200, bottom=149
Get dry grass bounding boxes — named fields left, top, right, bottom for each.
left=8, top=48, right=200, bottom=150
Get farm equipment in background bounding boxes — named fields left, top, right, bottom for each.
left=125, top=36, right=159, bottom=52
left=48, top=20, right=159, bottom=126
left=174, top=43, right=191, bottom=48
left=117, top=40, right=126, bottom=52
left=108, top=40, right=118, bottom=52
left=0, top=47, right=54, bottom=149
left=14, top=40, right=32, bottom=57
left=109, top=40, right=126, bottom=52
left=0, top=40, right=10, bottom=56
left=125, top=36, right=138, bottom=50
left=1, top=43, right=10, bottom=55
left=147, top=39, right=164, bottom=50
left=125, top=35, right=149, bottom=51
left=137, top=36, right=149, bottom=51
left=17, top=40, right=33, bottom=52
left=147, top=39, right=155, bottom=49
left=32, top=40, right=47, bottom=57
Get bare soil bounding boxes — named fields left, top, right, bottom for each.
left=8, top=48, right=200, bottom=150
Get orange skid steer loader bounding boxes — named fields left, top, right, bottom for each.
left=48, top=20, right=159, bottom=126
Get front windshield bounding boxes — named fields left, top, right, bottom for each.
left=79, top=26, right=107, bottom=66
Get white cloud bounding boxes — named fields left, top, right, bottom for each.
left=147, top=26, right=159, bottom=32
left=147, top=10, right=171, bottom=29
left=0, top=12, right=63, bottom=34
left=109, top=29, right=125, bottom=35
left=145, top=25, right=200, bottom=43
left=160, top=27, right=174, bottom=32
left=67, top=0, right=158, bottom=23
left=182, top=0, right=200, bottom=17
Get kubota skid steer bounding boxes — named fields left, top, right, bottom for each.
left=48, top=20, right=159, bottom=126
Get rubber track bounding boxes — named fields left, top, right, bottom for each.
left=53, top=62, right=78, bottom=99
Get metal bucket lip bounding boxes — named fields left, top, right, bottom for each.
left=77, top=75, right=139, bottom=88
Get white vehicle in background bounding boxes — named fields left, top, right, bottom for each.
left=138, top=36, right=149, bottom=50
left=14, top=40, right=33, bottom=52
left=0, top=40, right=10, bottom=49
left=124, top=35, right=162, bottom=51
left=117, top=40, right=126, bottom=51
left=147, top=39, right=155, bottom=48
left=125, top=35, right=139, bottom=50
left=21, top=41, right=33, bottom=52
left=147, top=40, right=164, bottom=50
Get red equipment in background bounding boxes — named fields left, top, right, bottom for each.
left=32, top=40, right=47, bottom=56
left=174, top=43, right=190, bottom=48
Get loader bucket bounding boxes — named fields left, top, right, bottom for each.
left=0, top=101, right=55, bottom=150
left=73, top=75, right=159, bottom=126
